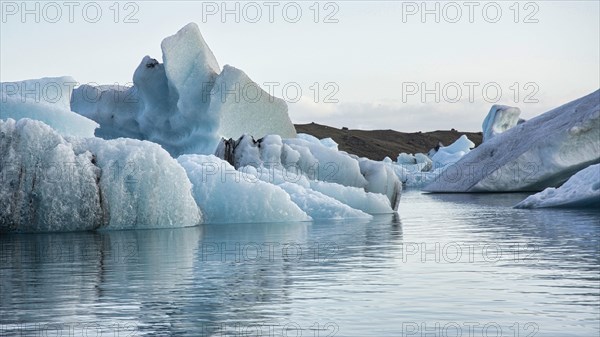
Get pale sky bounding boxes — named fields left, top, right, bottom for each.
left=1, top=1, right=599, bottom=131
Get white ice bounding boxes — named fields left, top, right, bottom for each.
left=1, top=77, right=98, bottom=137
left=515, top=164, right=600, bottom=208
left=424, top=90, right=600, bottom=192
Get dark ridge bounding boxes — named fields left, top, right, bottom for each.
left=294, top=123, right=483, bottom=161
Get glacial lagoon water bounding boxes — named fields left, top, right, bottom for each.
left=1, top=191, right=598, bottom=336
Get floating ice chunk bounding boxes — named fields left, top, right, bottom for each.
left=436, top=135, right=475, bottom=155
left=393, top=136, right=475, bottom=189
left=424, top=90, right=600, bottom=192
left=1, top=77, right=98, bottom=137
left=0, top=119, right=201, bottom=232
left=482, top=105, right=521, bottom=142
left=515, top=164, right=600, bottom=208
left=429, top=135, right=475, bottom=167
left=178, top=154, right=310, bottom=224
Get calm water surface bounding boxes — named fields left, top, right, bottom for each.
left=1, top=191, right=599, bottom=336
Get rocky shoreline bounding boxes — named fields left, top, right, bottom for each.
left=295, top=122, right=483, bottom=161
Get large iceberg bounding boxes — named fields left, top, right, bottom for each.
left=1, top=23, right=408, bottom=232
left=424, top=90, right=600, bottom=192
left=0, top=77, right=98, bottom=137
left=71, top=23, right=296, bottom=156
left=482, top=105, right=521, bottom=142
left=515, top=164, right=600, bottom=208
left=0, top=118, right=201, bottom=232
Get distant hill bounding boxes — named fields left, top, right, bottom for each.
left=294, top=123, right=483, bottom=161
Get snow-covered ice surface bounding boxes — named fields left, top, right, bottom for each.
left=515, top=164, right=600, bottom=208
left=0, top=118, right=201, bottom=233
left=424, top=90, right=600, bottom=192
left=1, top=77, right=98, bottom=137
left=482, top=105, right=521, bottom=142
left=71, top=23, right=295, bottom=156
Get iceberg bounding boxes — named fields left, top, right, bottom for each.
left=392, top=135, right=475, bottom=189
left=0, top=118, right=201, bottom=233
left=71, top=23, right=295, bottom=156
left=482, top=105, right=521, bottom=142
left=430, top=134, right=475, bottom=167
left=1, top=77, right=98, bottom=137
left=424, top=90, right=600, bottom=192
left=1, top=23, right=408, bottom=231
left=515, top=164, right=600, bottom=208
